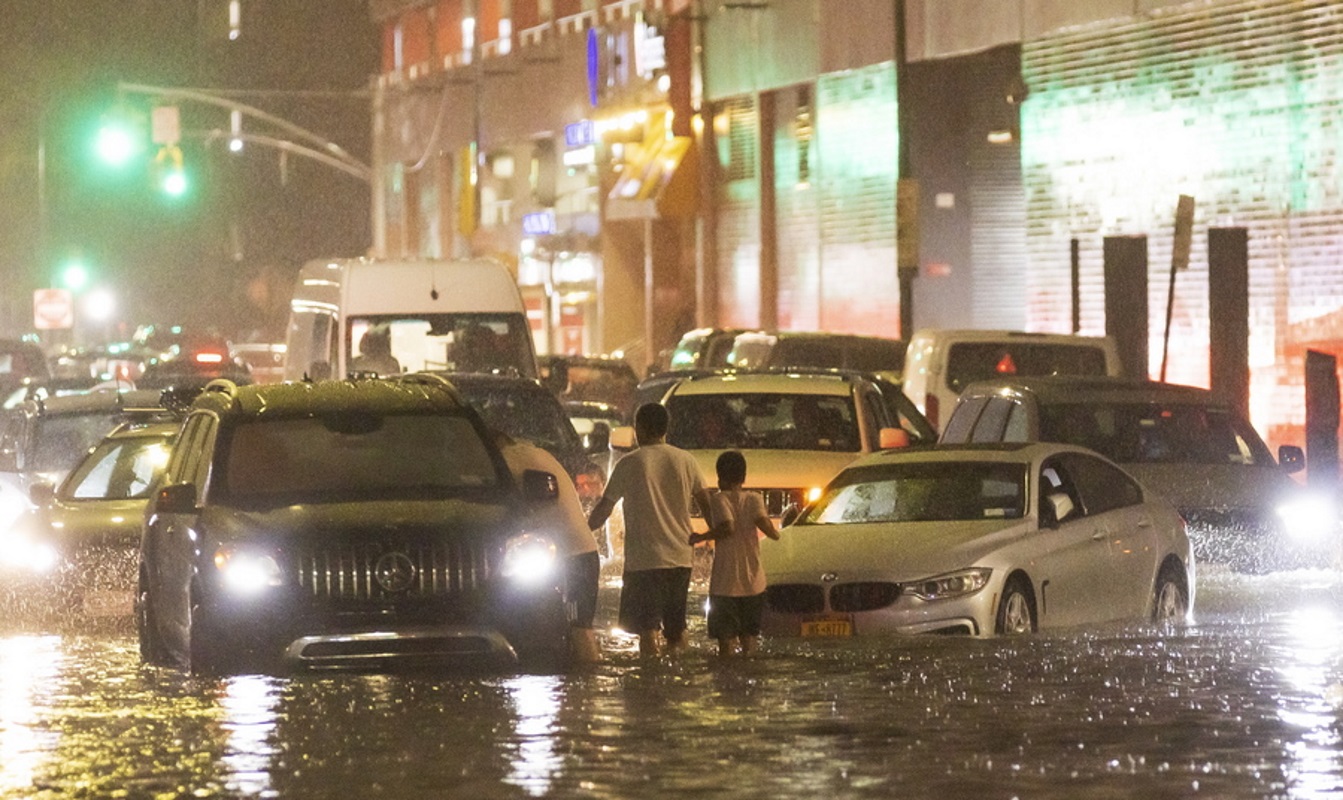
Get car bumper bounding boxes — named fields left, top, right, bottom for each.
left=761, top=584, right=996, bottom=639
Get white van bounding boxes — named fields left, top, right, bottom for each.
left=284, top=258, right=537, bottom=382
left=901, top=329, right=1124, bottom=430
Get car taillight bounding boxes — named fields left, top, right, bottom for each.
left=194, top=352, right=225, bottom=364
left=925, top=393, right=939, bottom=430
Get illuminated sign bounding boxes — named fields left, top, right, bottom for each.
left=565, top=121, right=595, bottom=149
left=522, top=210, right=557, bottom=236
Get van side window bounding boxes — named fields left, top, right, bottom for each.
left=939, top=395, right=988, bottom=442
left=970, top=398, right=1012, bottom=443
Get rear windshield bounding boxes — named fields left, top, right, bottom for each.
left=946, top=343, right=1109, bottom=393
left=666, top=392, right=860, bottom=452
left=218, top=413, right=502, bottom=504
left=349, top=313, right=536, bottom=379
left=32, top=414, right=129, bottom=473
left=1038, top=403, right=1273, bottom=466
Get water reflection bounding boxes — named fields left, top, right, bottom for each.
left=501, top=674, right=563, bottom=796
left=0, top=636, right=61, bottom=796
left=217, top=674, right=282, bottom=797
left=1277, top=595, right=1343, bottom=798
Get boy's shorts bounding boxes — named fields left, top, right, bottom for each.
left=618, top=567, right=693, bottom=639
left=565, top=551, right=601, bottom=628
left=706, top=593, right=766, bottom=639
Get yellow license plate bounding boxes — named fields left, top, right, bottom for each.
left=801, top=619, right=853, bottom=637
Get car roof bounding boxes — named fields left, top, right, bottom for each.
left=668, top=370, right=857, bottom=397
left=957, top=375, right=1223, bottom=406
left=430, top=371, right=550, bottom=394
left=189, top=376, right=471, bottom=418
left=17, top=388, right=166, bottom=416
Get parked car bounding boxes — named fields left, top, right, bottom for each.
left=938, top=375, right=1333, bottom=572
left=538, top=354, right=639, bottom=420
left=431, top=372, right=609, bottom=518
left=232, top=342, right=288, bottom=384
left=137, top=375, right=571, bottom=674
left=0, top=388, right=169, bottom=542
left=667, top=328, right=748, bottom=372
left=760, top=442, right=1194, bottom=638
left=562, top=399, right=622, bottom=457
left=726, top=331, right=906, bottom=382
left=1, top=338, right=51, bottom=406
left=4, top=419, right=178, bottom=619
left=136, top=338, right=253, bottom=392
left=901, top=329, right=1125, bottom=430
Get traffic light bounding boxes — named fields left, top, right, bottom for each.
left=58, top=259, right=90, bottom=292
left=154, top=145, right=189, bottom=198
left=92, top=113, right=146, bottom=170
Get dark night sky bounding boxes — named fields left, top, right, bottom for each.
left=0, top=0, right=378, bottom=341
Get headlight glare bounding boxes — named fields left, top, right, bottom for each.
left=904, top=567, right=993, bottom=601
left=214, top=547, right=283, bottom=594
left=502, top=533, right=558, bottom=586
left=1276, top=491, right=1339, bottom=543
left=0, top=538, right=60, bottom=574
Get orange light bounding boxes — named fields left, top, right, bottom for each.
left=996, top=353, right=1017, bottom=374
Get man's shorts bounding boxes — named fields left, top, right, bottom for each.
left=618, top=567, right=693, bottom=639
left=565, top=551, right=601, bottom=628
left=706, top=593, right=766, bottom=639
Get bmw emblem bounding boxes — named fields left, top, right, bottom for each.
left=821, top=572, right=839, bottom=583
left=374, top=552, right=417, bottom=593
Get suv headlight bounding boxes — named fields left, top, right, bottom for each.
left=903, top=568, right=992, bottom=601
left=502, top=533, right=558, bottom=586
left=214, top=547, right=283, bottom=594
left=1276, top=491, right=1339, bottom=544
left=0, top=537, right=60, bottom=574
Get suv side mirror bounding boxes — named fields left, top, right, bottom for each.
left=781, top=503, right=805, bottom=528
left=521, top=469, right=559, bottom=502
left=879, top=427, right=911, bottom=450
left=156, top=483, right=199, bottom=514
left=28, top=481, right=55, bottom=507
left=1279, top=444, right=1306, bottom=475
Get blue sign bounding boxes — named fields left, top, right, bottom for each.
left=566, top=120, right=595, bottom=149
left=586, top=28, right=600, bottom=108
left=523, top=210, right=557, bottom=236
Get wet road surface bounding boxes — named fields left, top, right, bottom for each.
left=1, top=568, right=1341, bottom=799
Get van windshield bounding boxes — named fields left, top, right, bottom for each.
left=946, top=343, right=1109, bottom=392
left=349, top=313, right=536, bottom=378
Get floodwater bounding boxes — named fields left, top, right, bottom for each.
left=1, top=569, right=1342, bottom=800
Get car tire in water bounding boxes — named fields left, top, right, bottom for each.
left=1151, top=564, right=1188, bottom=625
left=995, top=575, right=1037, bottom=635
left=136, top=571, right=169, bottom=666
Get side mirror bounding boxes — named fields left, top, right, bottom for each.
left=879, top=427, right=911, bottom=450
left=781, top=503, right=804, bottom=528
left=155, top=482, right=199, bottom=515
left=521, top=469, right=560, bottom=502
left=609, top=426, right=636, bottom=450
left=586, top=421, right=611, bottom=454
left=1279, top=444, right=1306, bottom=475
left=28, top=481, right=55, bottom=507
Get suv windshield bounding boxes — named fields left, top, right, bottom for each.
left=666, top=392, right=860, bottom=452
left=1038, top=402, right=1273, bottom=465
left=805, top=462, right=1028, bottom=524
left=218, top=413, right=501, bottom=503
left=946, top=343, right=1109, bottom=392
left=66, top=432, right=174, bottom=500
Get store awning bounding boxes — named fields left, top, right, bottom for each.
left=605, top=122, right=698, bottom=221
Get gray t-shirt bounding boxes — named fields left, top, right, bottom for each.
left=603, top=443, right=705, bottom=571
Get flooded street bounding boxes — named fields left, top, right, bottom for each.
left=2, top=570, right=1342, bottom=799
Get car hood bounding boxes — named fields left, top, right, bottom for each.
left=686, top=449, right=862, bottom=491
left=762, top=517, right=1032, bottom=582
left=1119, top=462, right=1298, bottom=511
left=47, top=498, right=150, bottom=546
left=199, top=498, right=514, bottom=541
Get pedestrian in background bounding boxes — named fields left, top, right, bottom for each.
left=690, top=450, right=780, bottom=657
left=587, top=402, right=710, bottom=658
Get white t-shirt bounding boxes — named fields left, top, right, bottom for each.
left=602, top=443, right=705, bottom=571
left=707, top=490, right=769, bottom=596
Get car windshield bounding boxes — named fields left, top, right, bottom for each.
left=457, top=384, right=585, bottom=454
left=218, top=413, right=501, bottom=504
left=65, top=433, right=174, bottom=500
left=804, top=461, right=1028, bottom=524
left=1039, top=402, right=1273, bottom=465
left=32, top=414, right=129, bottom=473
left=946, top=343, right=1110, bottom=392
left=666, top=392, right=860, bottom=452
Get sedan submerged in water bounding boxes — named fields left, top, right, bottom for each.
left=760, top=442, right=1194, bottom=638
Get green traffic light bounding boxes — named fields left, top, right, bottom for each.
left=95, top=122, right=139, bottom=167
left=60, top=262, right=89, bottom=292
left=161, top=168, right=188, bottom=197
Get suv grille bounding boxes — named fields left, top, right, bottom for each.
left=296, top=537, right=496, bottom=600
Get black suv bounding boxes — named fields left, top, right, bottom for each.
left=136, top=375, right=571, bottom=674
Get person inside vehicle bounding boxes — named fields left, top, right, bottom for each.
left=350, top=329, right=401, bottom=376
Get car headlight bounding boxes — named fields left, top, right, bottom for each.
left=1276, top=491, right=1339, bottom=544
left=904, top=568, right=993, bottom=601
left=502, top=533, right=558, bottom=586
left=214, top=547, right=283, bottom=594
left=0, top=537, right=60, bottom=574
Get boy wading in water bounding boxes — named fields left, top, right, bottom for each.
left=690, top=450, right=780, bottom=657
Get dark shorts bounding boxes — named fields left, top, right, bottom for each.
left=706, top=593, right=766, bottom=639
left=565, top=551, right=601, bottom=629
left=618, top=567, right=693, bottom=641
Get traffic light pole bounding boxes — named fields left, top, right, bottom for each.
left=116, top=82, right=371, bottom=182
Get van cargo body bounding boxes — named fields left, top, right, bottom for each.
left=284, top=258, right=537, bottom=382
